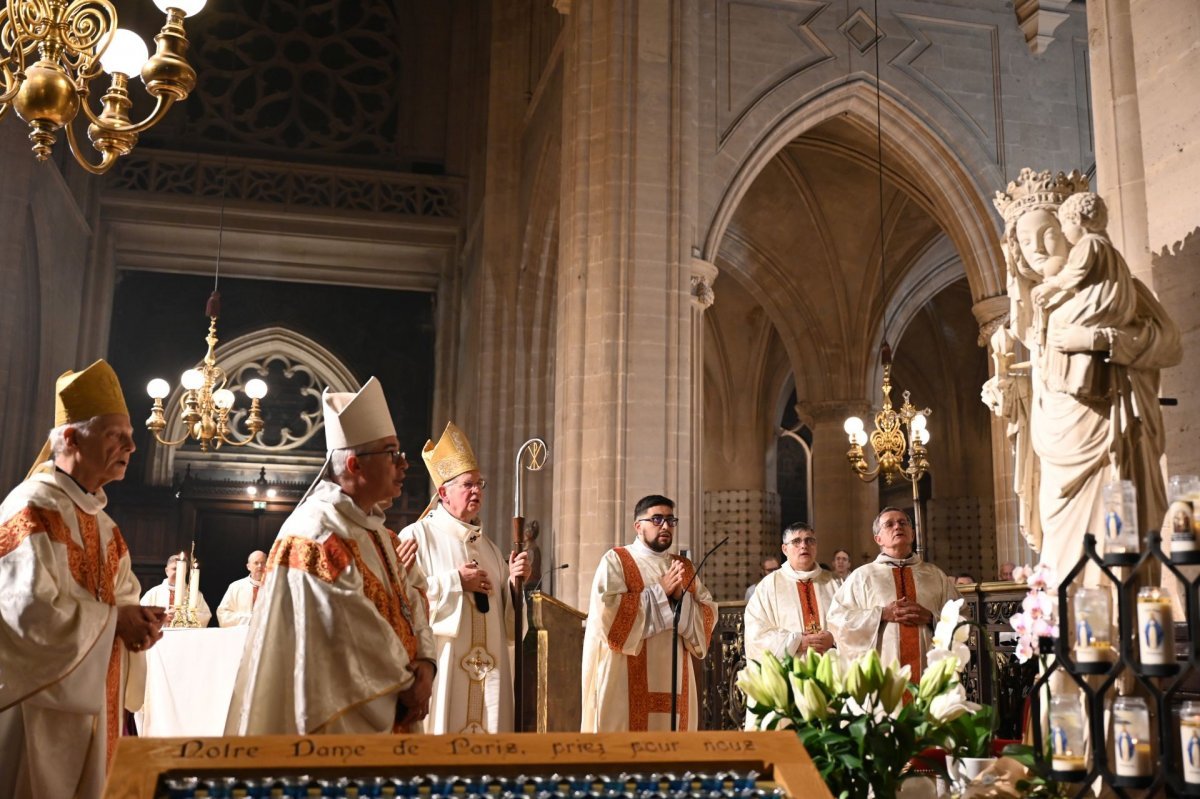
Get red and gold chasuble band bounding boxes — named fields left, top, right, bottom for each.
left=891, top=565, right=922, bottom=682
left=609, top=547, right=715, bottom=732
left=796, top=580, right=820, bottom=633
left=0, top=504, right=128, bottom=766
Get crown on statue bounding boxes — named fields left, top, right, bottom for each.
left=993, top=168, right=1090, bottom=223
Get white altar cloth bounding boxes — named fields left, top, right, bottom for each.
left=139, top=625, right=248, bottom=736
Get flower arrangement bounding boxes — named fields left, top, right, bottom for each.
left=1006, top=563, right=1060, bottom=663
left=738, top=642, right=986, bottom=798
left=930, top=599, right=997, bottom=762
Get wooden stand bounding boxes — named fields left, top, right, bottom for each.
left=103, top=731, right=831, bottom=799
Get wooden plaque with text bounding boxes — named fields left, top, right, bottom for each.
left=103, top=730, right=831, bottom=799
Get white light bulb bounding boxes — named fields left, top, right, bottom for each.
left=843, top=416, right=865, bottom=436
left=915, top=428, right=930, bottom=445
left=153, top=0, right=207, bottom=16
left=146, top=378, right=170, bottom=399
left=244, top=378, right=268, bottom=399
left=246, top=485, right=257, bottom=496
left=212, top=388, right=235, bottom=409
left=99, top=28, right=149, bottom=77
left=180, top=369, right=205, bottom=390
left=853, top=431, right=868, bottom=446
left=266, top=488, right=277, bottom=499
left=910, top=413, right=927, bottom=433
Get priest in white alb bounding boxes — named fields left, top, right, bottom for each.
left=225, top=378, right=436, bottom=735
left=397, top=422, right=531, bottom=734
left=141, top=553, right=213, bottom=626
left=216, top=550, right=266, bottom=627
left=581, top=495, right=717, bottom=732
left=744, top=521, right=838, bottom=664
left=0, top=360, right=165, bottom=799
left=827, top=507, right=959, bottom=680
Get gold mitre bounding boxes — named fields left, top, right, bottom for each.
left=422, top=421, right=480, bottom=489
left=28, top=359, right=129, bottom=477
left=993, top=167, right=1089, bottom=223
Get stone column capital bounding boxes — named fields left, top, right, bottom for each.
left=690, top=257, right=718, bottom=310
left=971, top=294, right=1010, bottom=345
left=553, top=0, right=571, bottom=15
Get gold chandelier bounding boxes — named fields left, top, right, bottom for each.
left=145, top=290, right=268, bottom=452
left=0, top=0, right=204, bottom=174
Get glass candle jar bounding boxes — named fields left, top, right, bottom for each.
left=1111, top=696, right=1151, bottom=777
left=1182, top=701, right=1200, bottom=785
left=1103, top=479, right=1140, bottom=554
left=1072, top=587, right=1114, bottom=663
left=1050, top=692, right=1087, bottom=773
left=1166, top=475, right=1200, bottom=552
left=1136, top=586, right=1174, bottom=666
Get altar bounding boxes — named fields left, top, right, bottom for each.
left=139, top=626, right=248, bottom=737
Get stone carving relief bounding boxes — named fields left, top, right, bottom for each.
left=1014, top=0, right=1071, bottom=55
left=691, top=258, right=719, bottom=310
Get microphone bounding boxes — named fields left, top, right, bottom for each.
left=671, top=535, right=729, bottom=731
left=527, top=563, right=569, bottom=593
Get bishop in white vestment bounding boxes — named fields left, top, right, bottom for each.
left=744, top=522, right=838, bottom=663
left=0, top=361, right=163, bottom=799
left=827, top=508, right=959, bottom=679
left=398, top=422, right=531, bottom=734
left=216, top=550, right=266, bottom=627
left=581, top=495, right=717, bottom=732
left=141, top=553, right=213, bottom=626
left=226, top=378, right=437, bottom=735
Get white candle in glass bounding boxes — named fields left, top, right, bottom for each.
left=1112, top=696, right=1151, bottom=777
left=173, top=551, right=187, bottom=608
left=1182, top=702, right=1200, bottom=784
left=188, top=561, right=200, bottom=611
left=1136, top=586, right=1174, bottom=665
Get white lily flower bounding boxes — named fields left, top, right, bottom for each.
left=928, top=682, right=981, bottom=723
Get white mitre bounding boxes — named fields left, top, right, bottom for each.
left=322, top=377, right=395, bottom=451
left=301, top=377, right=396, bottom=500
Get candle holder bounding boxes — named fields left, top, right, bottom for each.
left=1071, top=586, right=1115, bottom=673
left=1182, top=701, right=1200, bottom=789
left=1111, top=696, right=1152, bottom=788
left=1049, top=692, right=1088, bottom=781
left=1167, top=474, right=1200, bottom=565
left=1101, top=479, right=1140, bottom=565
left=1136, top=585, right=1177, bottom=676
left=165, top=542, right=203, bottom=628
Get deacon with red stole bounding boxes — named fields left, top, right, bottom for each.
left=0, top=360, right=164, bottom=799
left=827, top=507, right=959, bottom=678
left=397, top=422, right=531, bottom=734
left=744, top=522, right=838, bottom=663
left=225, top=378, right=436, bottom=735
left=215, top=550, right=266, bottom=627
left=581, top=495, right=717, bottom=732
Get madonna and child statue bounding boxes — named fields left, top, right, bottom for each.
left=982, top=168, right=1181, bottom=581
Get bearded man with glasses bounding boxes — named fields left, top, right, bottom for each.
left=743, top=522, right=838, bottom=674
left=398, top=422, right=531, bottom=734
left=581, top=494, right=717, bottom=732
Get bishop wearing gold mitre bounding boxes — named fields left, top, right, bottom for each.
left=398, top=422, right=530, bottom=733
left=0, top=360, right=164, bottom=799
left=225, top=378, right=437, bottom=735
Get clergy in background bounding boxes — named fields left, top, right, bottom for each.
left=225, top=378, right=436, bottom=735
left=744, top=522, right=837, bottom=664
left=0, top=360, right=164, bottom=799
left=216, top=550, right=266, bottom=627
left=827, top=507, right=959, bottom=680
left=581, top=495, right=717, bottom=732
left=398, top=422, right=531, bottom=734
left=141, top=553, right=213, bottom=626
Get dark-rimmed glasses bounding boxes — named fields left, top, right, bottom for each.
left=637, top=515, right=679, bottom=528
left=356, top=449, right=407, bottom=466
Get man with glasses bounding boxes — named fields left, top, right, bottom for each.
left=744, top=522, right=838, bottom=669
left=743, top=555, right=782, bottom=601
left=226, top=378, right=437, bottom=735
left=398, top=422, right=531, bottom=734
left=827, top=507, right=958, bottom=681
left=581, top=495, right=717, bottom=732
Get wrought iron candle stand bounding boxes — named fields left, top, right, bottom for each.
left=1026, top=531, right=1200, bottom=797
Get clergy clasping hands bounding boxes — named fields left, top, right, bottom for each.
left=801, top=630, right=836, bottom=654
left=881, top=597, right=933, bottom=627
left=396, top=538, right=418, bottom=572
left=117, top=604, right=166, bottom=652
left=659, top=560, right=687, bottom=601
left=397, top=660, right=435, bottom=727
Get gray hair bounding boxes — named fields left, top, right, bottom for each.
left=48, top=417, right=100, bottom=457
left=871, top=507, right=908, bottom=536
left=329, top=445, right=370, bottom=479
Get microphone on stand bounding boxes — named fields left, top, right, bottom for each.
left=670, top=536, right=728, bottom=732
left=526, top=563, right=569, bottom=594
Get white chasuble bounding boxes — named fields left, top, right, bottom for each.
left=744, top=566, right=839, bottom=663
left=0, top=470, right=144, bottom=799
left=398, top=505, right=515, bottom=734
left=225, top=481, right=435, bottom=736
left=827, top=556, right=959, bottom=678
left=215, top=576, right=260, bottom=627
left=142, top=579, right=213, bottom=627
left=580, top=540, right=717, bottom=732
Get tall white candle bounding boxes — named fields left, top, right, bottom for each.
left=173, top=551, right=187, bottom=608
left=188, top=561, right=200, bottom=611
left=1136, top=587, right=1174, bottom=665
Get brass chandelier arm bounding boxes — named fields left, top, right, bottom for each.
left=63, top=115, right=119, bottom=173
left=151, top=429, right=192, bottom=448
left=79, top=89, right=173, bottom=133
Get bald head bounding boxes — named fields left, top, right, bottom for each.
left=247, top=550, right=267, bottom=582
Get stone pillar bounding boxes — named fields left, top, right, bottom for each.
left=972, top=295, right=1028, bottom=572
left=688, top=258, right=718, bottom=560
left=1086, top=0, right=1200, bottom=477
left=553, top=0, right=700, bottom=607
left=801, top=401, right=878, bottom=567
